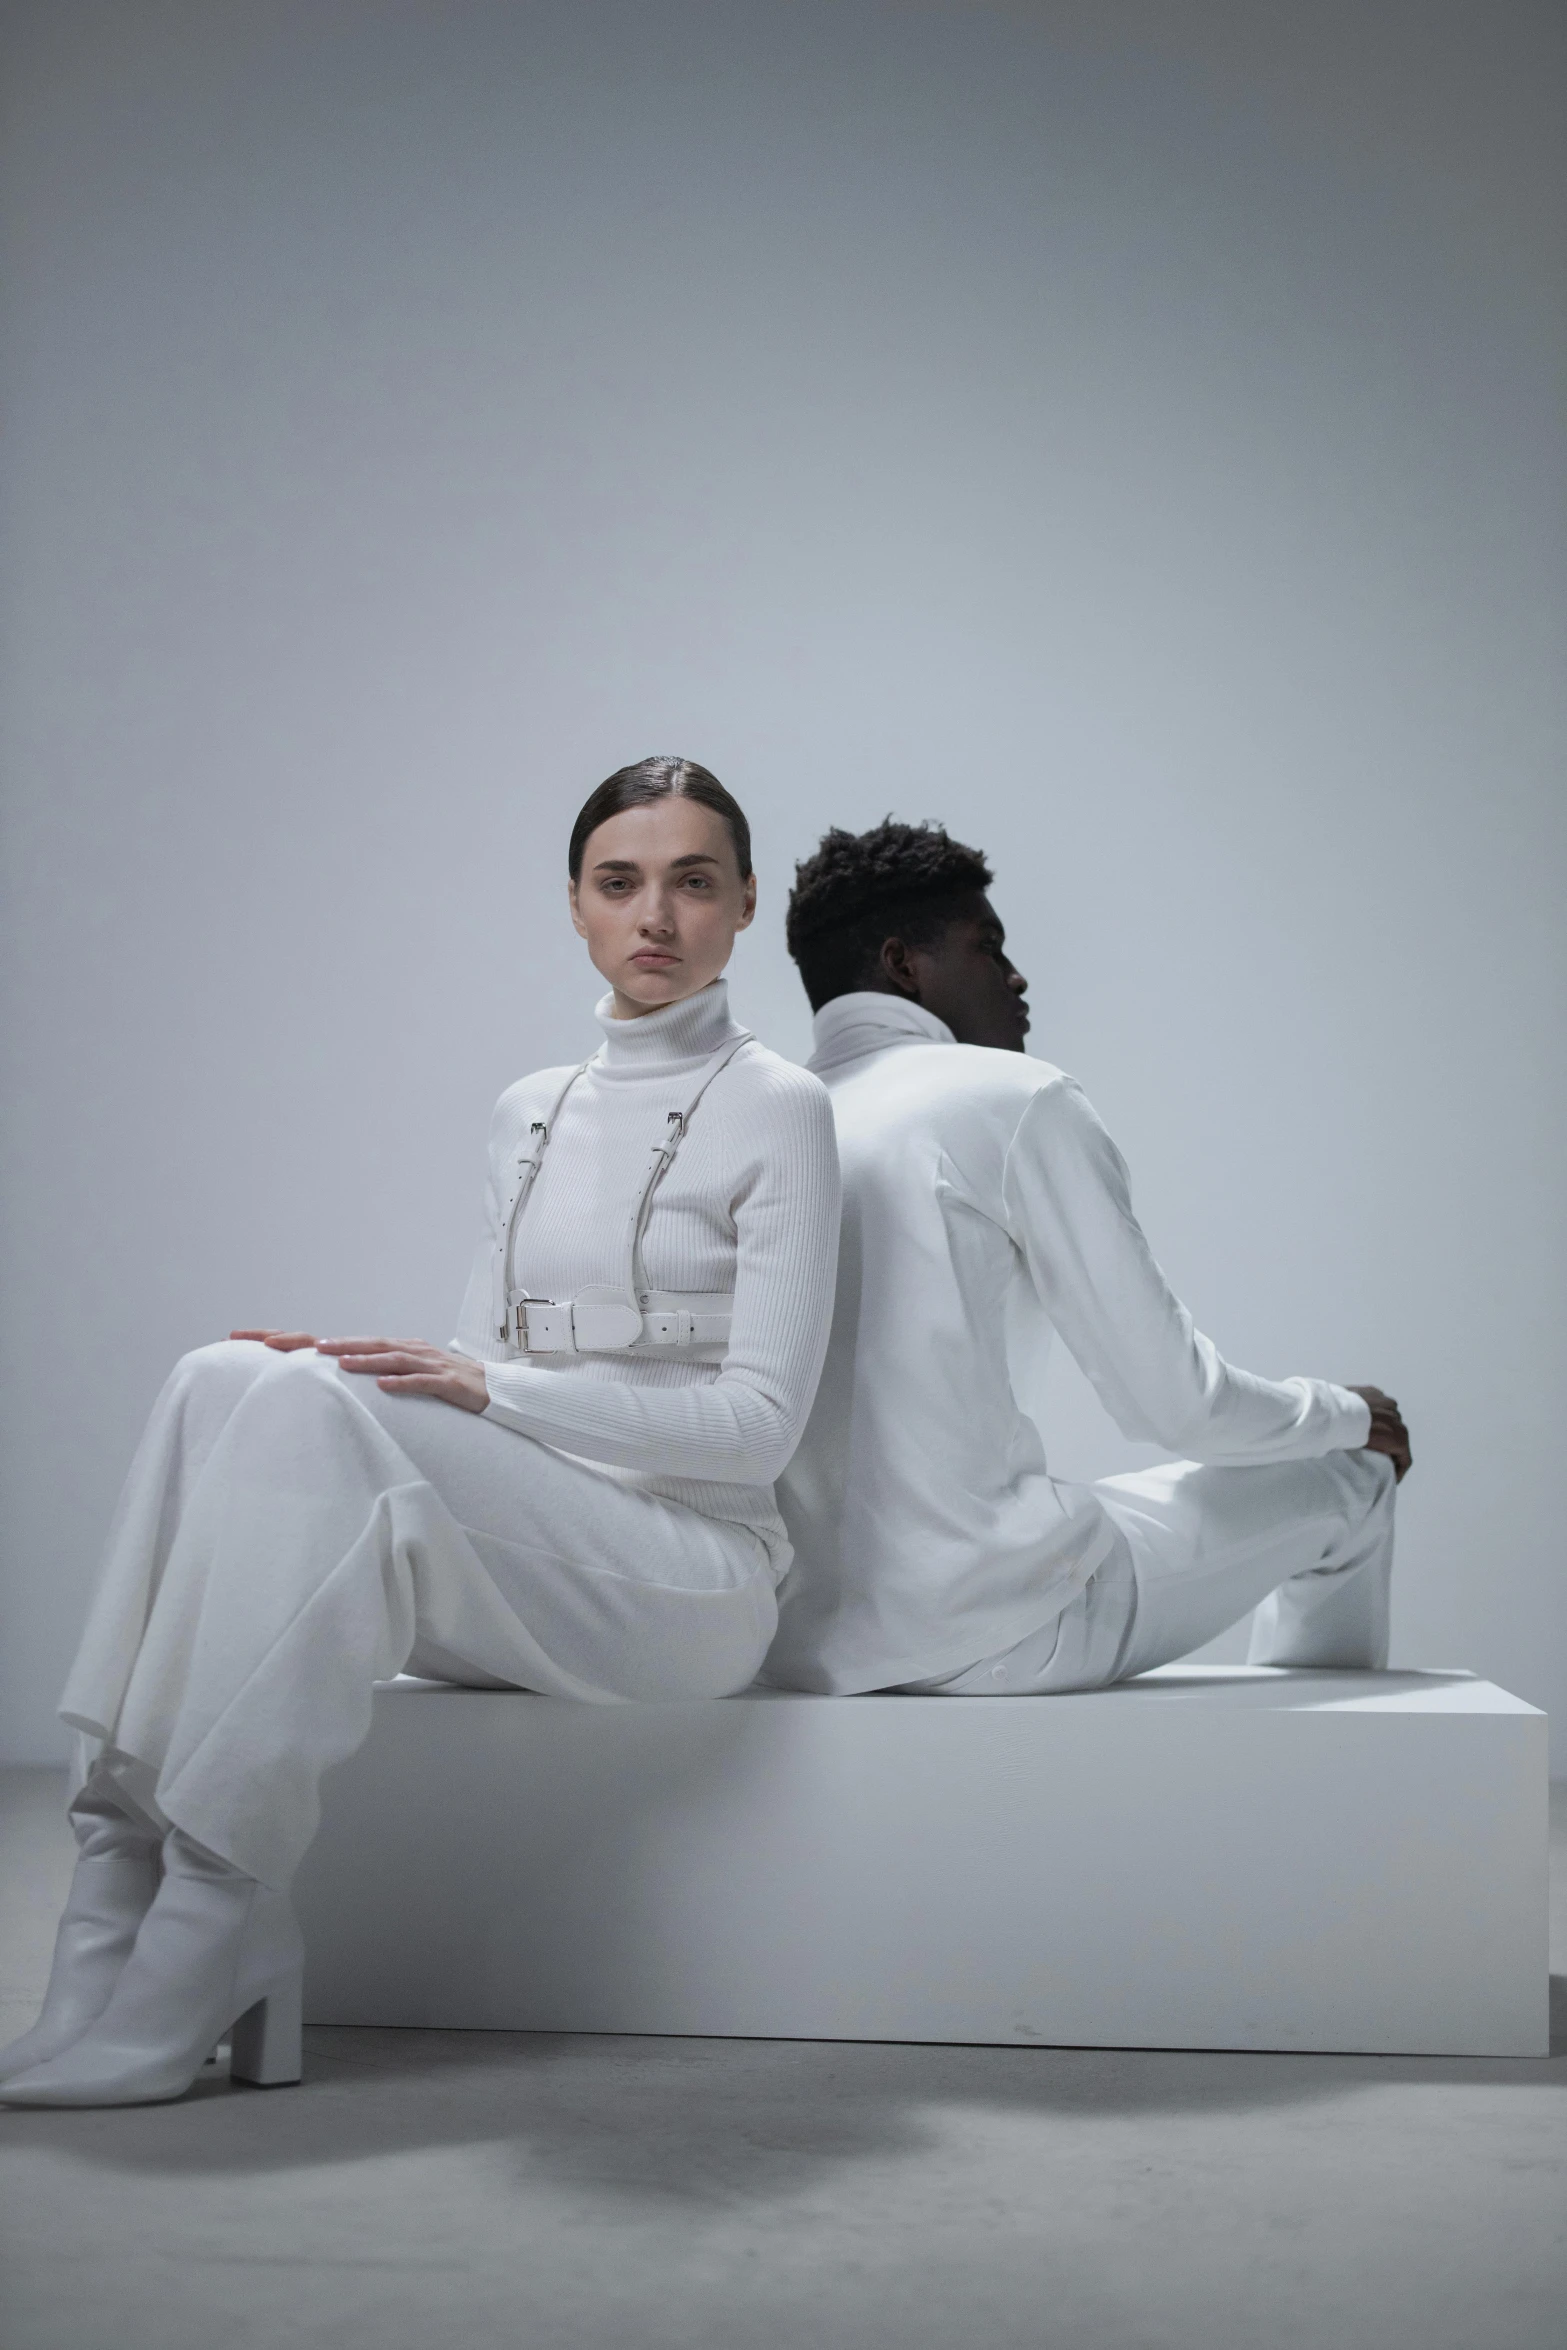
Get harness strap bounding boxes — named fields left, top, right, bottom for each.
left=492, top=1060, right=593, bottom=1341
left=623, top=1032, right=754, bottom=1307
left=495, top=1031, right=754, bottom=1354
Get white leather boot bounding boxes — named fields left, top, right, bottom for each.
left=0, top=1776, right=161, bottom=2084
left=0, top=1829, right=304, bottom=2108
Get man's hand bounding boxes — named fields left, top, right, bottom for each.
left=229, top=1329, right=490, bottom=1413
left=1346, top=1385, right=1412, bottom=1482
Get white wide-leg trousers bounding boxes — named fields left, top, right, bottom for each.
left=917, top=1448, right=1397, bottom=1695
left=61, top=1342, right=776, bottom=1886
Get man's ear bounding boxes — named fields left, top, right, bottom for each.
left=878, top=935, right=924, bottom=1001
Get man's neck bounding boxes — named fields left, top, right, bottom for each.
left=807, top=991, right=955, bottom=1074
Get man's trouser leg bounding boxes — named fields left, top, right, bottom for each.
left=914, top=1447, right=1395, bottom=1695
left=1097, top=1447, right=1397, bottom=1683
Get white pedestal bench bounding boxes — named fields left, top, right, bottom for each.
left=294, top=1666, right=1549, bottom=2057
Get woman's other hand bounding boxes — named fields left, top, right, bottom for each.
left=312, top=1337, right=490, bottom=1412
left=230, top=1329, right=320, bottom=1351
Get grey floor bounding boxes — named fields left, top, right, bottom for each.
left=1, top=1772, right=1563, bottom=2350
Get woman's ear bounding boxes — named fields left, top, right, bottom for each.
left=735, top=873, right=758, bottom=933
left=567, top=879, right=589, bottom=941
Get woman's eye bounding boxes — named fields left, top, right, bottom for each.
left=682, top=875, right=712, bottom=891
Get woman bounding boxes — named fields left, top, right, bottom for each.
left=1, top=757, right=840, bottom=2108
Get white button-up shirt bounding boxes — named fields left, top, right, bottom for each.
left=765, top=993, right=1372, bottom=1693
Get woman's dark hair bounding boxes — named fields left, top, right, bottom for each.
left=786, top=818, right=994, bottom=1009
left=568, top=756, right=753, bottom=883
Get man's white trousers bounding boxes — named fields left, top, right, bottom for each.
left=913, top=1450, right=1397, bottom=1694
left=61, top=1342, right=776, bottom=1887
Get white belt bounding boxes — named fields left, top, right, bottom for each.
left=508, top=1291, right=734, bottom=1355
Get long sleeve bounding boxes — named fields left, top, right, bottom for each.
left=468, top=1071, right=841, bottom=1485
left=1001, top=1077, right=1371, bottom=1464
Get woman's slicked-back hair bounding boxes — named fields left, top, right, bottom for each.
left=568, top=756, right=753, bottom=882
left=785, top=818, right=994, bottom=1009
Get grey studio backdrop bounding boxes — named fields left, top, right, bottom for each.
left=1, top=1, right=1562, bottom=1768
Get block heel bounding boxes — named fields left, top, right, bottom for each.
left=0, top=1833, right=308, bottom=2108
left=229, top=1970, right=303, bottom=2087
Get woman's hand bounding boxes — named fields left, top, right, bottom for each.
left=229, top=1330, right=490, bottom=1413
left=316, top=1337, right=491, bottom=1411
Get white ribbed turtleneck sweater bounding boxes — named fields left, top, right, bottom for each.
left=451, top=979, right=839, bottom=1561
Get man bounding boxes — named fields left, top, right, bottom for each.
left=764, top=819, right=1411, bottom=1697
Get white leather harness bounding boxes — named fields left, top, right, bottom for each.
left=493, top=1032, right=754, bottom=1356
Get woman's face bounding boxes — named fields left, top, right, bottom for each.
left=569, top=795, right=756, bottom=1017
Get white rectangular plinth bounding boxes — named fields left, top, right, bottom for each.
left=294, top=1667, right=1548, bottom=2056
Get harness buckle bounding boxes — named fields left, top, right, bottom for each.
left=510, top=1297, right=646, bottom=1353
left=510, top=1297, right=570, bottom=1352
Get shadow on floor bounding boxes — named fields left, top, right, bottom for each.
left=7, top=1768, right=1561, bottom=2215
left=7, top=1981, right=1562, bottom=2207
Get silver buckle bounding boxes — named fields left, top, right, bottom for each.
left=512, top=1298, right=573, bottom=1353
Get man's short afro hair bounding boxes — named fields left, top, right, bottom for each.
left=786, top=818, right=994, bottom=1010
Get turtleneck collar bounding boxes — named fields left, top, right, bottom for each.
left=808, top=990, right=955, bottom=1075
left=591, top=976, right=747, bottom=1080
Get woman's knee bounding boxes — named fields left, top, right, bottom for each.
left=168, top=1337, right=276, bottom=1424
left=135, top=1339, right=281, bottom=1478
left=223, top=1346, right=396, bottom=1467
left=175, top=1336, right=270, bottom=1380
left=168, top=1342, right=367, bottom=1466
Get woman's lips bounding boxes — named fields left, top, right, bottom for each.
left=631, top=951, right=678, bottom=967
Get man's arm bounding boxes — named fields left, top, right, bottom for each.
left=1001, top=1078, right=1401, bottom=1468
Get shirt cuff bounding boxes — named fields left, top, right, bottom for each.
left=480, top=1361, right=534, bottom=1434
left=1324, top=1383, right=1373, bottom=1449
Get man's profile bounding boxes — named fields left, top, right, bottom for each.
left=764, top=818, right=1411, bottom=1698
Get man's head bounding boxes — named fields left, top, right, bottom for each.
left=786, top=819, right=1030, bottom=1051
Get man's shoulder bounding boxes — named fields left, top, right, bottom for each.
left=830, top=1041, right=1072, bottom=1135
